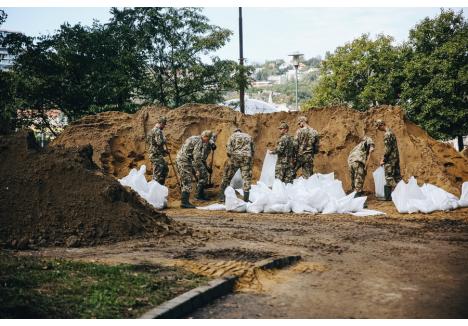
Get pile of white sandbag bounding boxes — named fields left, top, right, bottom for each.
left=199, top=153, right=384, bottom=216
left=391, top=177, right=468, bottom=214
left=118, top=165, right=168, bottom=209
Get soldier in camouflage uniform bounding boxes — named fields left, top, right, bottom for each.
left=347, top=136, right=375, bottom=201
left=147, top=117, right=169, bottom=185
left=376, top=119, right=402, bottom=201
left=270, top=122, right=296, bottom=183
left=198, top=128, right=222, bottom=197
left=218, top=128, right=255, bottom=202
left=294, top=116, right=320, bottom=178
left=176, top=130, right=213, bottom=208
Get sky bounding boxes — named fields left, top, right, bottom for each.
left=1, top=7, right=466, bottom=63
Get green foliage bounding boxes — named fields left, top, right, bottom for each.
left=2, top=7, right=247, bottom=130
left=110, top=7, right=240, bottom=107
left=304, top=34, right=404, bottom=111
left=0, top=253, right=208, bottom=318
left=401, top=9, right=468, bottom=140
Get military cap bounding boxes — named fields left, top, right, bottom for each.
left=201, top=130, right=213, bottom=138
left=297, top=116, right=308, bottom=124
left=278, top=121, right=289, bottom=129
left=158, top=116, right=167, bottom=124
left=375, top=119, right=385, bottom=128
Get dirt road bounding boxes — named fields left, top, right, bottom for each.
left=35, top=199, right=468, bottom=318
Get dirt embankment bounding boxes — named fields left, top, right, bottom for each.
left=54, top=104, right=468, bottom=197
left=0, top=131, right=187, bottom=250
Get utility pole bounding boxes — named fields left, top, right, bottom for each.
left=238, top=7, right=245, bottom=114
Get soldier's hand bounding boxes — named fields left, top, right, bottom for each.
left=210, top=143, right=217, bottom=151
left=380, top=159, right=384, bottom=166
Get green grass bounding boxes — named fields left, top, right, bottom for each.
left=0, top=252, right=209, bottom=318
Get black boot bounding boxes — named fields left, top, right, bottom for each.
left=195, top=185, right=208, bottom=201
left=180, top=191, right=195, bottom=209
left=384, top=185, right=392, bottom=201
left=243, top=191, right=250, bottom=202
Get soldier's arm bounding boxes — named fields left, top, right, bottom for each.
left=226, top=136, right=233, bottom=157
left=193, top=141, right=205, bottom=170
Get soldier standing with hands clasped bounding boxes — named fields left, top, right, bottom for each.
left=269, top=121, right=296, bottom=184
left=376, top=119, right=402, bottom=201
left=147, top=116, right=169, bottom=185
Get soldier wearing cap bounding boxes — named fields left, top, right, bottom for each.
left=347, top=136, right=375, bottom=206
left=376, top=119, right=401, bottom=200
left=147, top=116, right=169, bottom=185
left=218, top=128, right=255, bottom=202
left=176, top=130, right=213, bottom=208
left=270, top=121, right=296, bottom=183
left=294, top=116, right=320, bottom=178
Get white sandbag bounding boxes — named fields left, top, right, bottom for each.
left=392, top=177, right=462, bottom=214
left=351, top=209, right=386, bottom=216
left=225, top=186, right=247, bottom=212
left=197, top=203, right=226, bottom=211
left=145, top=180, right=168, bottom=209
left=259, top=152, right=278, bottom=187
left=230, top=169, right=244, bottom=189
left=118, top=165, right=168, bottom=210
left=458, top=182, right=468, bottom=207
left=373, top=166, right=385, bottom=199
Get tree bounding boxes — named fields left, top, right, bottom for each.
left=401, top=9, right=468, bottom=144
left=0, top=9, right=18, bottom=134
left=304, top=34, right=404, bottom=111
left=6, top=21, right=145, bottom=126
left=109, top=7, right=240, bottom=107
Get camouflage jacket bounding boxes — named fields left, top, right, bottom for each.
left=176, top=135, right=204, bottom=169
left=271, top=134, right=296, bottom=164
left=295, top=126, right=319, bottom=156
left=147, top=126, right=166, bottom=159
left=347, top=137, right=375, bottom=165
left=383, top=128, right=399, bottom=164
left=227, top=132, right=255, bottom=158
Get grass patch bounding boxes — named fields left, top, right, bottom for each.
left=0, top=251, right=209, bottom=318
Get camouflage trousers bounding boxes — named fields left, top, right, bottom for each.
left=150, top=156, right=168, bottom=185
left=295, top=153, right=314, bottom=179
left=384, top=160, right=402, bottom=188
left=175, top=159, right=208, bottom=193
left=220, top=156, right=253, bottom=193
left=348, top=161, right=366, bottom=193
left=275, top=161, right=295, bottom=184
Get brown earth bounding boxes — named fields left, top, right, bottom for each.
left=30, top=200, right=468, bottom=318
left=0, top=131, right=192, bottom=250
left=54, top=104, right=468, bottom=197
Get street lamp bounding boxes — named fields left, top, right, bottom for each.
left=288, top=52, right=303, bottom=111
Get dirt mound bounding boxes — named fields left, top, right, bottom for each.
left=54, top=104, right=468, bottom=197
left=0, top=131, right=185, bottom=250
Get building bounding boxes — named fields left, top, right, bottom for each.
left=0, top=30, right=19, bottom=71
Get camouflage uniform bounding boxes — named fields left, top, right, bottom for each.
left=271, top=134, right=296, bottom=183
left=176, top=135, right=205, bottom=193
left=147, top=126, right=168, bottom=185
left=220, top=131, right=255, bottom=193
left=383, top=127, right=401, bottom=188
left=200, top=133, right=218, bottom=186
left=295, top=126, right=319, bottom=178
left=347, top=137, right=375, bottom=193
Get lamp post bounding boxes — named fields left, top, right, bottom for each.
left=288, top=52, right=303, bottom=111
left=238, top=7, right=245, bottom=114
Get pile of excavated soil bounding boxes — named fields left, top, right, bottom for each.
left=0, top=131, right=185, bottom=250
left=54, top=104, right=468, bottom=197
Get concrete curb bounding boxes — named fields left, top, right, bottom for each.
left=140, top=275, right=237, bottom=319
left=139, top=255, right=301, bottom=319
left=254, top=255, right=301, bottom=270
